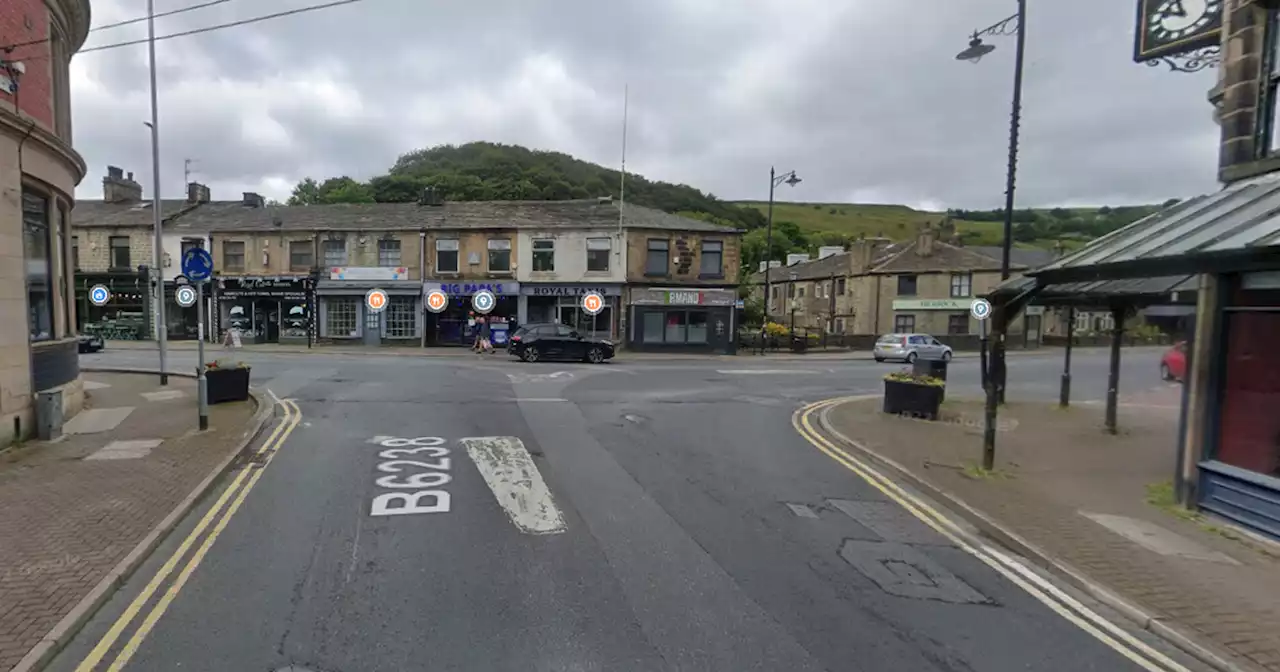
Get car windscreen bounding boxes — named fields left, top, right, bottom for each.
left=877, top=334, right=903, bottom=344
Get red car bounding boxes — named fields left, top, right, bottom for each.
left=1161, top=341, right=1187, bottom=382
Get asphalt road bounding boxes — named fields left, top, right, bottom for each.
left=53, top=346, right=1198, bottom=672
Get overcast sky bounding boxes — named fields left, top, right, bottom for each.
left=69, top=0, right=1221, bottom=210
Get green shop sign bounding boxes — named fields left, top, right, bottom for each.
left=892, top=298, right=970, bottom=311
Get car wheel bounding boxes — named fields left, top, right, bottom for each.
left=906, top=352, right=917, bottom=363
left=523, top=346, right=540, bottom=363
left=874, top=357, right=884, bottom=363
left=942, top=351, right=952, bottom=362
left=1160, top=363, right=1172, bottom=381
left=586, top=347, right=604, bottom=364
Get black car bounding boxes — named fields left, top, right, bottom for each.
left=77, top=333, right=104, bottom=353
left=508, top=323, right=615, bottom=363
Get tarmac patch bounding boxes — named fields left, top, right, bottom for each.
left=840, top=539, right=990, bottom=604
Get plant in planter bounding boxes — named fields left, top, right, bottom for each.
left=202, top=359, right=251, bottom=404
left=882, top=369, right=945, bottom=420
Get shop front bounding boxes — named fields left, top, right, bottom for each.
left=318, top=268, right=420, bottom=346
left=423, top=280, right=520, bottom=346
left=216, top=275, right=314, bottom=345
left=627, top=287, right=737, bottom=354
left=520, top=283, right=622, bottom=341
left=75, top=271, right=151, bottom=341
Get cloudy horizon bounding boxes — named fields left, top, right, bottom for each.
left=69, top=0, right=1221, bottom=212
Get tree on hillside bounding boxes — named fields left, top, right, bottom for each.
left=288, top=176, right=375, bottom=205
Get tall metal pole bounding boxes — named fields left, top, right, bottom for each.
left=147, top=0, right=169, bottom=385
left=1059, top=305, right=1075, bottom=407
left=991, top=0, right=1027, bottom=406
left=196, top=282, right=209, bottom=430
left=763, top=167, right=776, bottom=326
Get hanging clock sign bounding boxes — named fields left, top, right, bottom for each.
left=1134, top=0, right=1223, bottom=63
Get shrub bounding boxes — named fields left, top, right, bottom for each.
left=884, top=369, right=944, bottom=387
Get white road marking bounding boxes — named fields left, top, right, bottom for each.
left=463, top=436, right=566, bottom=535
left=716, top=369, right=817, bottom=375
left=518, top=398, right=569, bottom=402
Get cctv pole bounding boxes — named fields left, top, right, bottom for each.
left=147, top=0, right=169, bottom=385
left=196, top=282, right=208, bottom=430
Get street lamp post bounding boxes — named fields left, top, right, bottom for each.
left=957, top=0, right=1026, bottom=469
left=763, top=168, right=801, bottom=326
left=146, top=0, right=168, bottom=385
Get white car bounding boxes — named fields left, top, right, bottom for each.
left=874, top=333, right=953, bottom=363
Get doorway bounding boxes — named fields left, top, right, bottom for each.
left=363, top=308, right=382, bottom=346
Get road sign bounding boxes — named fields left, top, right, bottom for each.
left=181, top=247, right=214, bottom=282
left=366, top=288, right=389, bottom=313
left=581, top=292, right=605, bottom=316
left=970, top=298, right=992, bottom=321
left=89, top=284, right=111, bottom=307
left=425, top=289, right=448, bottom=314
left=472, top=290, right=496, bottom=314
left=175, top=285, right=197, bottom=308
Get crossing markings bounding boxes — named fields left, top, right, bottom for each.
left=463, top=436, right=566, bottom=535
left=76, top=399, right=303, bottom=672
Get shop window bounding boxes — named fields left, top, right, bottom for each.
left=23, top=191, right=54, bottom=341
left=436, top=239, right=459, bottom=273
left=948, top=313, right=969, bottom=335
left=700, top=240, right=723, bottom=277
left=950, top=273, right=972, bottom=298
left=646, top=239, right=669, bottom=276
left=386, top=297, right=417, bottom=338
left=898, top=274, right=918, bottom=296
left=1215, top=311, right=1280, bottom=477
left=532, top=239, right=555, bottom=272
left=222, top=241, right=245, bottom=272
left=378, top=239, right=402, bottom=267
left=289, top=241, right=313, bottom=271
left=665, top=311, right=687, bottom=342
left=687, top=311, right=709, bottom=343
left=323, top=239, right=347, bottom=267
left=642, top=312, right=665, bottom=342
left=894, top=314, right=915, bottom=333
left=488, top=238, right=512, bottom=272
left=586, top=238, right=611, bottom=272
left=71, top=235, right=79, bottom=270
left=109, top=236, right=131, bottom=270
left=326, top=298, right=358, bottom=337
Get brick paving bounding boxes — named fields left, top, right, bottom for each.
left=0, top=374, right=257, bottom=672
left=827, top=391, right=1280, bottom=672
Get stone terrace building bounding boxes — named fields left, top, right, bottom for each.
left=1, top=0, right=92, bottom=444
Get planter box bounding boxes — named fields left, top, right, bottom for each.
left=883, top=379, right=943, bottom=420
left=206, top=367, right=250, bottom=404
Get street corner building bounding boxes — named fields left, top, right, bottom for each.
left=0, top=0, right=91, bottom=445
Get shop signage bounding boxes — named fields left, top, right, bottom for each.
left=424, top=281, right=519, bottom=296
left=630, top=287, right=737, bottom=307
left=218, top=276, right=309, bottom=301
left=521, top=284, right=622, bottom=297
left=666, top=291, right=702, bottom=305
left=330, top=266, right=409, bottom=281
left=891, top=298, right=969, bottom=311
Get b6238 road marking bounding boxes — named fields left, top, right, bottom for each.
left=370, top=436, right=452, bottom=516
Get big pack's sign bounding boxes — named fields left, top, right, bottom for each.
left=521, top=284, right=622, bottom=297
left=424, top=281, right=520, bottom=296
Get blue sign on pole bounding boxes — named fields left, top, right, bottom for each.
left=181, top=247, right=214, bottom=282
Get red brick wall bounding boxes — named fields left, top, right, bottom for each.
left=0, top=0, right=54, bottom=131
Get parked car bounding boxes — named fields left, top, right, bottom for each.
left=1161, top=341, right=1187, bottom=382
left=873, top=333, right=953, bottom=363
left=509, top=323, right=615, bottom=364
left=77, top=333, right=104, bottom=353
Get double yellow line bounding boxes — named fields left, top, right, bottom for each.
left=76, top=399, right=303, bottom=672
left=793, top=397, right=1192, bottom=672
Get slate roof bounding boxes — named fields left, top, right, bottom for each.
left=71, top=199, right=200, bottom=227
left=967, top=245, right=1056, bottom=270
left=73, top=198, right=741, bottom=234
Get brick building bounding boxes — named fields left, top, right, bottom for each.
left=0, top=0, right=90, bottom=445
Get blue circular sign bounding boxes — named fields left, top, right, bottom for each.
left=89, top=284, right=111, bottom=307
left=970, top=298, right=992, bottom=321
left=181, top=247, right=214, bottom=282
left=471, top=290, right=496, bottom=314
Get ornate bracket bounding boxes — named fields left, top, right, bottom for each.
left=1146, top=45, right=1221, bottom=73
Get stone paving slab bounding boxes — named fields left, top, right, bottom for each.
left=826, top=396, right=1280, bottom=672
left=0, top=373, right=257, bottom=672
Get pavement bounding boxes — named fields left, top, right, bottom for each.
left=819, top=395, right=1280, bottom=672
left=0, top=372, right=266, bottom=672
left=7, top=344, right=1219, bottom=672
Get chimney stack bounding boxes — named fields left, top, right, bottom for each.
left=102, top=165, right=143, bottom=203
left=187, top=182, right=211, bottom=204
left=242, top=192, right=264, bottom=208
left=915, top=224, right=937, bottom=257
left=418, top=187, right=445, bottom=206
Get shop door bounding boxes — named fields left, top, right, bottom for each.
left=363, top=309, right=382, bottom=346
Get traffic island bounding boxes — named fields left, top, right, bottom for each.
left=818, top=396, right=1280, bottom=672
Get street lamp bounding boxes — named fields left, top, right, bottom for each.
left=957, top=1, right=1026, bottom=469
left=763, top=167, right=801, bottom=326
left=145, top=0, right=168, bottom=385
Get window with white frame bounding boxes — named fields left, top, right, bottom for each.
left=950, top=272, right=973, bottom=298
left=436, top=238, right=459, bottom=273
left=488, top=238, right=512, bottom=272
left=700, top=240, right=724, bottom=276
left=325, top=297, right=358, bottom=337
left=586, top=238, right=611, bottom=272
left=386, top=296, right=417, bottom=338
left=323, top=238, right=346, bottom=266
left=532, top=239, right=555, bottom=272
left=1263, top=10, right=1280, bottom=154
left=378, top=239, right=402, bottom=267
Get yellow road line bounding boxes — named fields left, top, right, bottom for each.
left=75, top=399, right=298, bottom=672
left=793, top=398, right=1190, bottom=672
